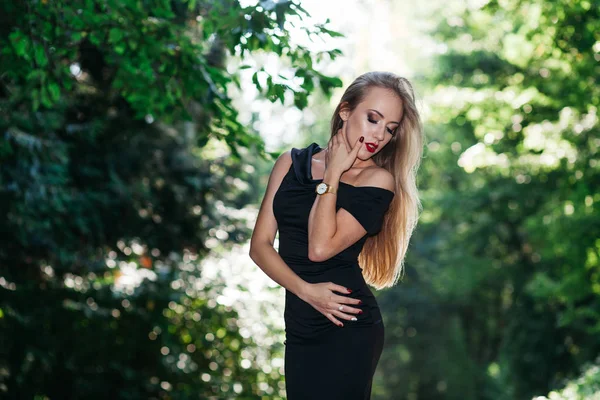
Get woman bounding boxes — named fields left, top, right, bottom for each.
left=249, top=71, right=424, bottom=399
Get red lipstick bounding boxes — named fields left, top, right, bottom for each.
left=365, top=142, right=378, bottom=153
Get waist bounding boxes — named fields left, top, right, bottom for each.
left=283, top=284, right=382, bottom=341
left=282, top=257, right=364, bottom=278
left=278, top=246, right=360, bottom=267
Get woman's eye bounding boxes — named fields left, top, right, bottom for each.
left=368, top=116, right=396, bottom=136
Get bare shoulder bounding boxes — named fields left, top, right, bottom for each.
left=273, top=149, right=292, bottom=171
left=277, top=149, right=292, bottom=163
left=356, top=166, right=395, bottom=194
left=266, top=148, right=293, bottom=187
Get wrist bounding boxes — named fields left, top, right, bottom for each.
left=297, top=280, right=312, bottom=301
left=323, top=169, right=342, bottom=183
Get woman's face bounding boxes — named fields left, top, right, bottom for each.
left=339, top=86, right=403, bottom=160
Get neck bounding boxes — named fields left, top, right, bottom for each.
left=321, top=147, right=376, bottom=171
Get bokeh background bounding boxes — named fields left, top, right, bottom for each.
left=1, top=0, right=599, bottom=399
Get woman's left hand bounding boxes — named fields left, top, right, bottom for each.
left=325, top=129, right=363, bottom=176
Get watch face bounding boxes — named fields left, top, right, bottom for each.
left=316, top=183, right=327, bottom=194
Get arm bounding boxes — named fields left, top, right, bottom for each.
left=307, top=168, right=395, bottom=262
left=249, top=150, right=309, bottom=299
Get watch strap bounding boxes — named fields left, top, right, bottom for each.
left=316, top=182, right=337, bottom=195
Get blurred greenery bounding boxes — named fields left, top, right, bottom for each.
left=374, top=0, right=600, bottom=399
left=535, top=355, right=600, bottom=400
left=1, top=0, right=599, bottom=399
left=0, top=0, right=342, bottom=398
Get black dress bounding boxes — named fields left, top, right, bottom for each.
left=273, top=142, right=395, bottom=399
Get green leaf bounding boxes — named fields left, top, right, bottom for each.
left=26, top=70, right=44, bottom=82
left=114, top=43, right=126, bottom=54
left=109, top=28, right=124, bottom=43
left=34, top=44, right=48, bottom=67
left=48, top=82, right=60, bottom=102
left=252, top=71, right=262, bottom=91
left=71, top=31, right=84, bottom=42
left=31, top=88, right=40, bottom=111
left=40, top=85, right=53, bottom=108
left=9, top=31, right=28, bottom=58
left=293, top=91, right=308, bottom=109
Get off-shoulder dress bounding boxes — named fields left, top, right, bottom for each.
left=272, top=142, right=395, bottom=399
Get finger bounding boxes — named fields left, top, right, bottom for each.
left=333, top=310, right=358, bottom=321
left=329, top=283, right=351, bottom=294
left=353, top=135, right=364, bottom=156
left=325, top=312, right=344, bottom=327
left=329, top=293, right=361, bottom=307
left=331, top=303, right=363, bottom=316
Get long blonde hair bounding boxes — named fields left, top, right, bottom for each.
left=330, top=71, right=425, bottom=289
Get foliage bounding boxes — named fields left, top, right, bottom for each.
left=534, top=355, right=600, bottom=400
left=0, top=0, right=343, bottom=398
left=376, top=0, right=599, bottom=399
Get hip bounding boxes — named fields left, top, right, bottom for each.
left=283, top=286, right=383, bottom=343
left=284, top=315, right=384, bottom=346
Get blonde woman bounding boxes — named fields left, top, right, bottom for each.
left=250, top=71, right=424, bottom=399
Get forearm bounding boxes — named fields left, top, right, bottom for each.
left=307, top=169, right=342, bottom=251
left=249, top=242, right=310, bottom=299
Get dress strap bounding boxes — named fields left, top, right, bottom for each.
left=290, top=142, right=322, bottom=185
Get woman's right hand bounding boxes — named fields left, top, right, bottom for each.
left=299, top=282, right=363, bottom=327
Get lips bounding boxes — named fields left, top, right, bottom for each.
left=365, top=142, right=378, bottom=153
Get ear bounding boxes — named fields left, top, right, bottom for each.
left=339, top=102, right=350, bottom=121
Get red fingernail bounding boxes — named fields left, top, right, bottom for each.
left=338, top=323, right=343, bottom=327
left=359, top=136, right=364, bottom=142
left=347, top=289, right=352, bottom=293
left=358, top=310, right=363, bottom=314
left=358, top=300, right=362, bottom=304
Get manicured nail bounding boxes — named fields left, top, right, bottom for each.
left=347, top=288, right=352, bottom=293
left=359, top=136, right=364, bottom=142
left=358, top=300, right=362, bottom=304
left=351, top=317, right=357, bottom=321
left=338, top=323, right=343, bottom=327
left=358, top=310, right=363, bottom=314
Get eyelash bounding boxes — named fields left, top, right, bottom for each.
left=368, top=117, right=396, bottom=136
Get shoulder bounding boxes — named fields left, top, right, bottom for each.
left=272, top=149, right=292, bottom=168
left=266, top=150, right=292, bottom=179
left=277, top=149, right=292, bottom=163
left=356, top=166, right=395, bottom=194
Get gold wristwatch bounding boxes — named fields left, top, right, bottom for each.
left=315, top=182, right=337, bottom=195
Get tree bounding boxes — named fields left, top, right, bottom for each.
left=0, top=0, right=343, bottom=398
left=377, top=0, right=600, bottom=399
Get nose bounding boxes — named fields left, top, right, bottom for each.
left=374, top=125, right=386, bottom=141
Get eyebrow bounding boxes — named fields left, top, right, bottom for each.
left=368, top=109, right=399, bottom=125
